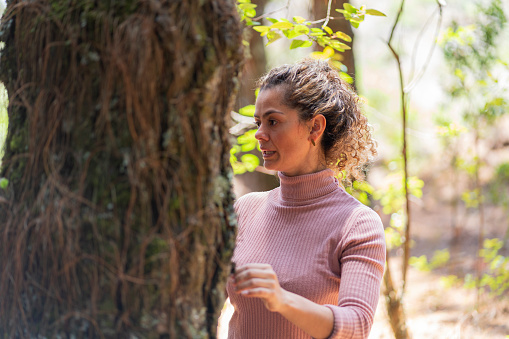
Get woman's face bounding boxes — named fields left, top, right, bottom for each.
left=254, top=87, right=320, bottom=177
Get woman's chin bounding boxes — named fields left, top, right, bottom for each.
left=262, top=160, right=278, bottom=172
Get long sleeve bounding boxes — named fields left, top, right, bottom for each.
left=325, top=208, right=386, bottom=339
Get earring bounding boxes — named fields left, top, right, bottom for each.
left=311, top=139, right=316, bottom=147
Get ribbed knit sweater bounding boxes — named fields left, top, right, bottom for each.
left=226, top=169, right=385, bottom=339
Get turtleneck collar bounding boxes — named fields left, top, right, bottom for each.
left=277, top=169, right=339, bottom=203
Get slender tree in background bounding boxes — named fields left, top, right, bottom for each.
left=381, top=0, right=443, bottom=338
left=0, top=0, right=242, bottom=337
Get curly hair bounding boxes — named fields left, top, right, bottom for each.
left=257, top=59, right=377, bottom=181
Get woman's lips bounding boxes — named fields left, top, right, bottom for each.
left=262, top=151, right=276, bottom=158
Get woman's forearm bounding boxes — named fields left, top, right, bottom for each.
left=277, top=289, right=334, bottom=339
left=233, top=263, right=335, bottom=338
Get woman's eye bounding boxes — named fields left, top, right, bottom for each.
left=254, top=121, right=261, bottom=128
left=269, top=119, right=277, bottom=126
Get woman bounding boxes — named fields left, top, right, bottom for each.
left=227, top=59, right=386, bottom=339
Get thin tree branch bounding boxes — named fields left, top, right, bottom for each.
left=308, top=16, right=344, bottom=25
left=405, top=3, right=444, bottom=93
left=388, top=0, right=405, bottom=46
left=252, top=0, right=291, bottom=21
left=387, top=0, right=412, bottom=295
left=408, top=7, right=438, bottom=82
left=253, top=0, right=342, bottom=25
left=322, top=0, right=333, bottom=28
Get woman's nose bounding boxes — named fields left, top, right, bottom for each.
left=254, top=125, right=268, bottom=141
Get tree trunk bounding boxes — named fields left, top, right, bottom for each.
left=313, top=0, right=356, bottom=87
left=383, top=256, right=412, bottom=339
left=0, top=0, right=243, bottom=337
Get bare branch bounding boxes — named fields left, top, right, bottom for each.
left=386, top=0, right=412, bottom=294
left=308, top=16, right=344, bottom=25
left=404, top=3, right=444, bottom=93
left=388, top=0, right=405, bottom=46
left=253, top=0, right=291, bottom=21
left=322, top=0, right=333, bottom=29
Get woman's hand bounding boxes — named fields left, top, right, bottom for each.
left=231, top=262, right=334, bottom=338
left=232, top=263, right=288, bottom=312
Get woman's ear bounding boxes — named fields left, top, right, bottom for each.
left=310, top=114, right=326, bottom=140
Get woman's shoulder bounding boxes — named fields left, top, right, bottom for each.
left=344, top=203, right=384, bottom=239
left=327, top=189, right=383, bottom=234
left=234, top=189, right=276, bottom=213
left=329, top=186, right=372, bottom=212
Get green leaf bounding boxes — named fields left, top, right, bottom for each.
left=238, top=130, right=257, bottom=152
left=316, top=39, right=326, bottom=48
left=339, top=72, right=353, bottom=84
left=294, top=24, right=309, bottom=35
left=283, top=29, right=301, bottom=39
left=323, top=26, right=333, bottom=35
left=353, top=180, right=375, bottom=194
left=240, top=154, right=260, bottom=172
left=331, top=41, right=351, bottom=51
left=366, top=9, right=386, bottom=16
left=293, top=16, right=306, bottom=24
left=238, top=104, right=255, bottom=117
left=266, top=31, right=282, bottom=45
left=350, top=17, right=363, bottom=24
left=311, top=46, right=335, bottom=60
left=270, top=21, right=294, bottom=29
left=238, top=3, right=257, bottom=10
left=230, top=145, right=240, bottom=155
left=253, top=25, right=269, bottom=33
left=290, top=39, right=313, bottom=49
left=244, top=8, right=256, bottom=18
left=330, top=60, right=346, bottom=72
left=334, top=31, right=352, bottom=42
left=343, top=3, right=357, bottom=13
left=311, top=51, right=324, bottom=59
left=0, top=178, right=8, bottom=190
left=266, top=17, right=278, bottom=24
left=231, top=161, right=247, bottom=175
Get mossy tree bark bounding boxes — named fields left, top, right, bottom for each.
left=0, top=0, right=242, bottom=337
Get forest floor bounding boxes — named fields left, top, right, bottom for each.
left=370, top=263, right=509, bottom=339
left=370, top=184, right=509, bottom=339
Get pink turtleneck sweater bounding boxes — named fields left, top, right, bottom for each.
left=226, top=169, right=385, bottom=339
